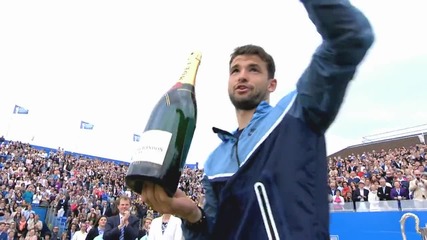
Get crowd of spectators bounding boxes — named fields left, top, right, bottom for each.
left=0, top=138, right=204, bottom=240
left=328, top=144, right=427, bottom=210
left=0, top=135, right=425, bottom=239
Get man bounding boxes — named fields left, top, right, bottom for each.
left=100, top=201, right=113, bottom=217
left=377, top=177, right=392, bottom=201
left=390, top=181, right=409, bottom=200
left=141, top=0, right=374, bottom=238
left=51, top=226, right=60, bottom=240
left=409, top=170, right=426, bottom=200
left=22, top=204, right=35, bottom=220
left=329, top=181, right=339, bottom=198
left=0, top=223, right=7, bottom=240
left=103, top=195, right=144, bottom=240
left=352, top=181, right=369, bottom=202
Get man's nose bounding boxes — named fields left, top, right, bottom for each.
left=237, top=71, right=249, bottom=83
left=235, top=69, right=250, bottom=83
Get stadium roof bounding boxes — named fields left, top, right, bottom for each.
left=328, top=132, right=426, bottom=159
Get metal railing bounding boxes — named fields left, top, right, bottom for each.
left=330, top=199, right=427, bottom=212
left=44, top=205, right=68, bottom=237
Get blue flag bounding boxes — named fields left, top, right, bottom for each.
left=80, top=121, right=94, bottom=130
left=13, top=105, right=29, bottom=114
left=133, top=134, right=140, bottom=142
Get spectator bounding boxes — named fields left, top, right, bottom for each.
left=22, top=185, right=34, bottom=205
left=377, top=177, right=392, bottom=201
left=25, top=228, right=37, bottom=240
left=409, top=170, right=426, bottom=200
left=391, top=181, right=409, bottom=200
left=368, top=184, right=380, bottom=211
left=0, top=136, right=425, bottom=238
left=50, top=226, right=60, bottom=240
left=0, top=222, right=7, bottom=240
left=148, top=214, right=183, bottom=240
left=331, top=190, right=345, bottom=211
left=70, top=223, right=86, bottom=240
left=85, top=216, right=107, bottom=240
left=16, top=215, right=28, bottom=239
left=103, top=195, right=144, bottom=240
left=140, top=216, right=152, bottom=239
left=353, top=181, right=369, bottom=202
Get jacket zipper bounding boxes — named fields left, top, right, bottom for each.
left=254, top=182, right=280, bottom=240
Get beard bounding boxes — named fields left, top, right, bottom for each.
left=229, top=89, right=267, bottom=110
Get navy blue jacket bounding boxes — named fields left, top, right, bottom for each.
left=183, top=0, right=374, bottom=239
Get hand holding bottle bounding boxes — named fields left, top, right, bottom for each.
left=141, top=182, right=201, bottom=223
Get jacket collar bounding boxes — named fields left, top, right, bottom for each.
left=213, top=101, right=272, bottom=142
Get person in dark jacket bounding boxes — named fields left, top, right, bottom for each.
left=85, top=216, right=107, bottom=240
left=141, top=0, right=374, bottom=239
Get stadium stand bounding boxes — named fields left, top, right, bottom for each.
left=0, top=131, right=426, bottom=239
left=0, top=139, right=203, bottom=239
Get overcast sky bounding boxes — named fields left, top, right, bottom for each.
left=1, top=0, right=426, bottom=167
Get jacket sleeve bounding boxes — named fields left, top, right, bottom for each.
left=181, top=175, right=217, bottom=239
left=124, top=217, right=143, bottom=240
left=289, top=0, right=375, bottom=134
left=102, top=217, right=119, bottom=240
left=84, top=228, right=97, bottom=240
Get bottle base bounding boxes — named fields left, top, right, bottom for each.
left=125, top=161, right=176, bottom=197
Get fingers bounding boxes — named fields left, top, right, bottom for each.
left=174, top=188, right=187, bottom=198
left=141, top=182, right=171, bottom=214
left=141, top=182, right=155, bottom=209
left=141, top=182, right=196, bottom=220
left=154, top=184, right=169, bottom=203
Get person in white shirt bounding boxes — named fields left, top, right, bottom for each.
left=71, top=224, right=88, bottom=240
left=368, top=184, right=380, bottom=211
left=32, top=191, right=42, bottom=205
left=148, top=214, right=183, bottom=240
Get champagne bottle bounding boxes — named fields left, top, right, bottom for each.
left=125, top=51, right=202, bottom=197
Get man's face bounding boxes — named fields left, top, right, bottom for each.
left=228, top=54, right=276, bottom=110
left=118, top=199, right=130, bottom=214
left=144, top=219, right=152, bottom=229
left=394, top=181, right=400, bottom=188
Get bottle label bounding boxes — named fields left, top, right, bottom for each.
left=131, top=130, right=172, bottom=165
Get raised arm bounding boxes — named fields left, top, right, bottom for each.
left=290, top=0, right=375, bottom=133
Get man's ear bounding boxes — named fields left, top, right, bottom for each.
left=268, top=79, right=277, bottom=93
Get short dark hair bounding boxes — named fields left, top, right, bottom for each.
left=229, top=44, right=276, bottom=79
